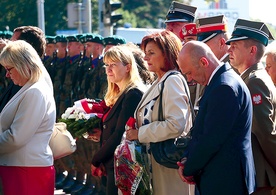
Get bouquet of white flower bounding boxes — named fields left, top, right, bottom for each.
left=58, top=98, right=107, bottom=141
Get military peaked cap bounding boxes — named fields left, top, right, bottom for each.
left=226, top=19, right=274, bottom=46
left=165, top=1, right=197, bottom=23
left=196, top=15, right=228, bottom=43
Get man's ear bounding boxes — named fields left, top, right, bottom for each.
left=250, top=45, right=257, bottom=55
left=220, top=37, right=226, bottom=48
left=199, top=57, right=209, bottom=67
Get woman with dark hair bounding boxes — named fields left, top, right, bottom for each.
left=126, top=30, right=194, bottom=195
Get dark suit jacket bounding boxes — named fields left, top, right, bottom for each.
left=92, top=87, right=143, bottom=168
left=184, top=64, right=256, bottom=195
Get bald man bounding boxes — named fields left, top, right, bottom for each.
left=177, top=41, right=255, bottom=195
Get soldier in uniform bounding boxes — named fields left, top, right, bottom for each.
left=59, top=35, right=82, bottom=114
left=56, top=35, right=83, bottom=192
left=103, top=35, right=126, bottom=52
left=83, top=33, right=106, bottom=99
left=0, top=30, right=13, bottom=40
left=193, top=15, right=231, bottom=111
left=43, top=35, right=57, bottom=81
left=72, top=33, right=106, bottom=194
left=164, top=1, right=198, bottom=106
left=63, top=34, right=93, bottom=195
left=0, top=31, right=12, bottom=98
left=179, top=23, right=197, bottom=44
left=227, top=19, right=276, bottom=195
left=52, top=35, right=68, bottom=119
left=0, top=38, right=9, bottom=95
left=52, top=34, right=70, bottom=188
left=165, top=1, right=197, bottom=42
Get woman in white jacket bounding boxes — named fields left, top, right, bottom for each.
left=0, top=40, right=56, bottom=195
left=126, top=30, right=194, bottom=195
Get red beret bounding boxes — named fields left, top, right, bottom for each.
left=179, top=23, right=197, bottom=40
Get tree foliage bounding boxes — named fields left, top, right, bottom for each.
left=0, top=0, right=185, bottom=34
left=0, top=0, right=99, bottom=35
left=0, top=0, right=275, bottom=39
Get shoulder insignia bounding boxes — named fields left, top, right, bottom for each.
left=252, top=94, right=262, bottom=105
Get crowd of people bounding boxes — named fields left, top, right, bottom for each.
left=0, top=0, right=275, bottom=195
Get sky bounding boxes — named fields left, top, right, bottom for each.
left=249, top=0, right=276, bottom=25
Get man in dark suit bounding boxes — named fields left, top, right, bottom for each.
left=177, top=40, right=255, bottom=195
left=227, top=19, right=276, bottom=195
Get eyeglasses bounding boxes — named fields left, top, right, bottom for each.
left=5, top=67, right=14, bottom=74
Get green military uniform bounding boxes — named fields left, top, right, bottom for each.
left=53, top=35, right=70, bottom=188
left=226, top=19, right=276, bottom=192
left=56, top=35, right=83, bottom=192
left=0, top=66, right=9, bottom=95
left=68, top=34, right=107, bottom=194
left=59, top=35, right=81, bottom=112
left=52, top=35, right=69, bottom=119
left=43, top=35, right=57, bottom=81
left=0, top=31, right=13, bottom=94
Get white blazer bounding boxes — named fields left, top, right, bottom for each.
left=136, top=70, right=192, bottom=143
left=134, top=70, right=194, bottom=195
left=0, top=78, right=56, bottom=166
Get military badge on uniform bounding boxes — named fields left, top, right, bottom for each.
left=252, top=94, right=262, bottom=105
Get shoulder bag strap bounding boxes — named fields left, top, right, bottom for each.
left=158, top=72, right=196, bottom=123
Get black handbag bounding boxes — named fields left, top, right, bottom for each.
left=150, top=72, right=195, bottom=169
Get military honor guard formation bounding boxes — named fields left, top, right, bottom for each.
left=0, top=1, right=275, bottom=195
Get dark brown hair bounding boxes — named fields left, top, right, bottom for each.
left=13, top=26, right=46, bottom=58
left=141, top=30, right=182, bottom=72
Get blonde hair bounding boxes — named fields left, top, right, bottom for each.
left=103, top=45, right=145, bottom=106
left=0, top=40, right=43, bottom=83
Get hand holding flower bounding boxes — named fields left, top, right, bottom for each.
left=126, top=128, right=138, bottom=141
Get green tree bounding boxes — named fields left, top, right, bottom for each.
left=118, top=0, right=185, bottom=28
left=0, top=0, right=99, bottom=35
left=0, top=0, right=38, bottom=30
left=0, top=0, right=275, bottom=38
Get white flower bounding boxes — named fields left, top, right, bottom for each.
left=62, top=106, right=76, bottom=119
left=60, top=100, right=100, bottom=121
left=77, top=112, right=86, bottom=120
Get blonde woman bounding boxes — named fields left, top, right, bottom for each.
left=91, top=45, right=146, bottom=194
left=0, top=40, right=56, bottom=195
